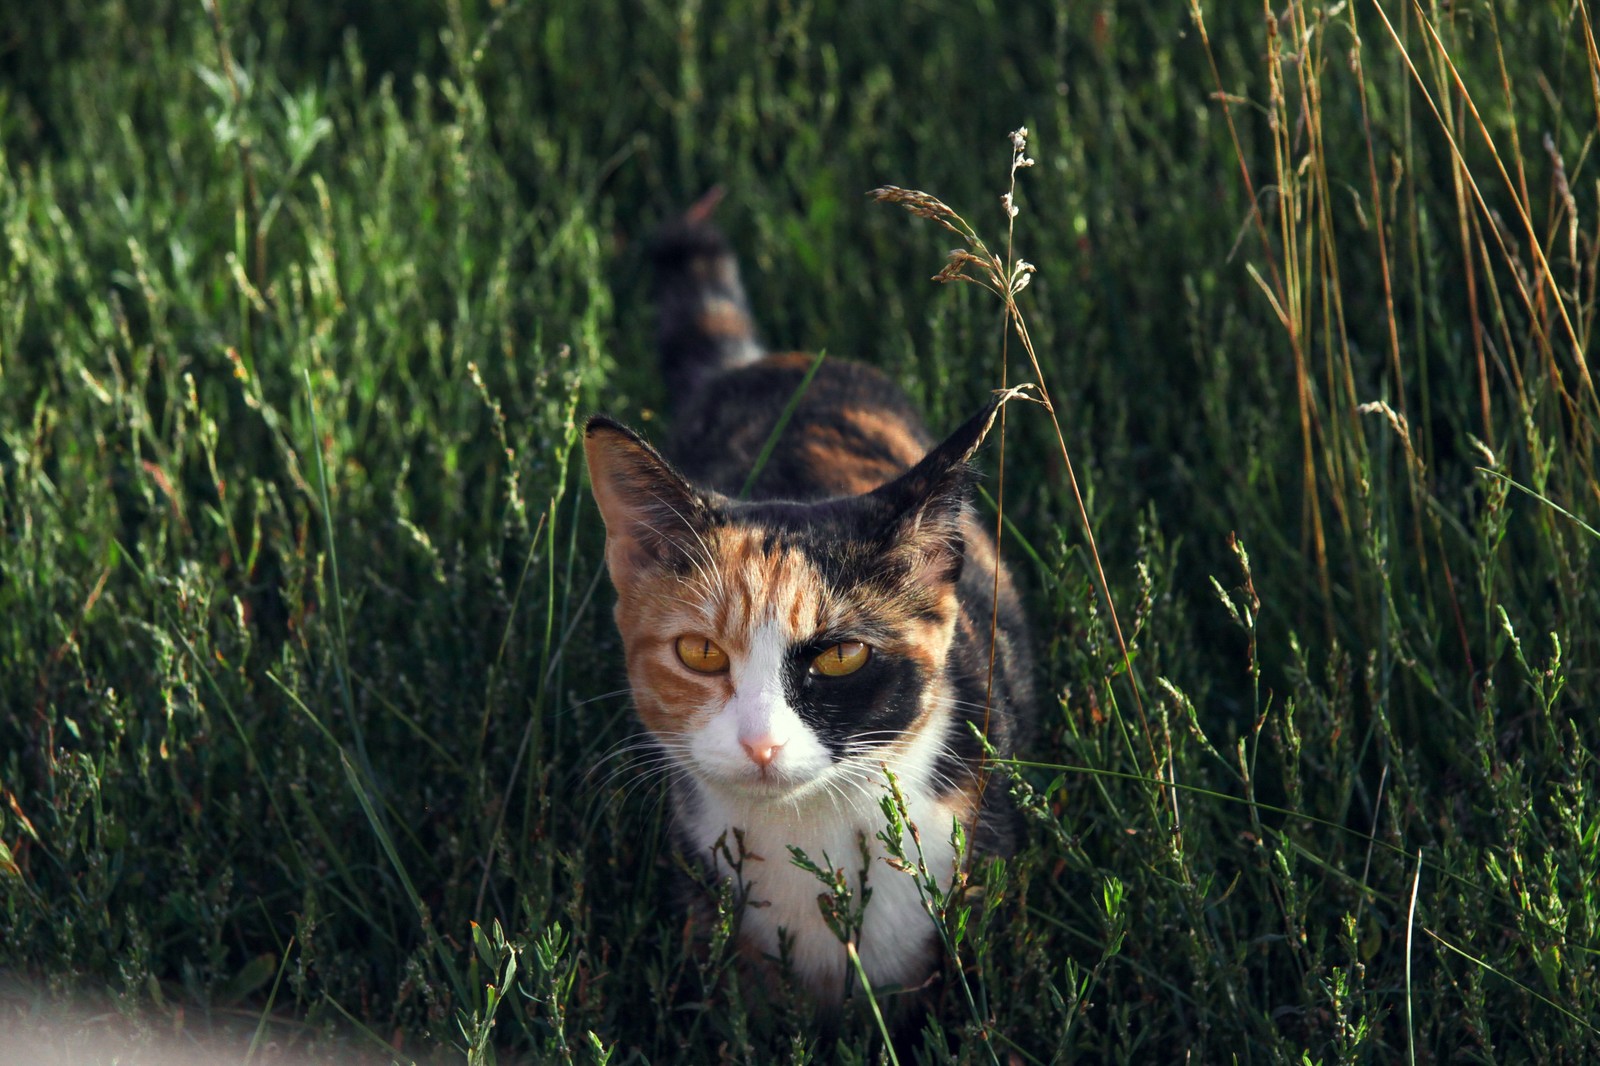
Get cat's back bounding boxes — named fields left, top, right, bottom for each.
left=668, top=353, right=934, bottom=501
left=649, top=207, right=938, bottom=502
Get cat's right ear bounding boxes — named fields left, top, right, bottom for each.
left=584, top=416, right=709, bottom=587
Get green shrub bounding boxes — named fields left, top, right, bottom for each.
left=2, top=1, right=1596, bottom=1061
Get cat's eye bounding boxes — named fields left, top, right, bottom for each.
left=811, top=641, right=871, bottom=677
left=675, top=635, right=730, bottom=674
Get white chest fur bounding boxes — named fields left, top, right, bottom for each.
left=685, top=768, right=962, bottom=999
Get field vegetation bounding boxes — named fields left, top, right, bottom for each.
left=2, top=0, right=1598, bottom=1061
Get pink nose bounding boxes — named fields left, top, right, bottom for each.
left=741, top=740, right=783, bottom=767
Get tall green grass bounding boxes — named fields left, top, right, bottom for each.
left=2, top=0, right=1597, bottom=1061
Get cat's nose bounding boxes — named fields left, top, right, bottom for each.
left=741, top=739, right=783, bottom=767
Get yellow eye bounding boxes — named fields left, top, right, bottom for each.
left=675, top=635, right=730, bottom=674
left=812, top=641, right=870, bottom=677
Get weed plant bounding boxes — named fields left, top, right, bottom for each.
left=1, top=0, right=1598, bottom=1062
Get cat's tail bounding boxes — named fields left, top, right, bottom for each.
left=649, top=188, right=764, bottom=408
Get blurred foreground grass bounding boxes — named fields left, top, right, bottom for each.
left=2, top=0, right=1598, bottom=1061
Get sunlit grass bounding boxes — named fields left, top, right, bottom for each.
left=1, top=0, right=1597, bottom=1061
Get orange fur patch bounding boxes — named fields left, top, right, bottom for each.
left=796, top=424, right=902, bottom=495
left=838, top=405, right=927, bottom=469
left=613, top=526, right=848, bottom=735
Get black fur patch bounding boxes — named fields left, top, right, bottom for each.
left=782, top=641, right=927, bottom=759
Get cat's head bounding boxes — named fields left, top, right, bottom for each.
left=583, top=406, right=997, bottom=803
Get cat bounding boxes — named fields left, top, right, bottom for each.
left=583, top=202, right=1034, bottom=1009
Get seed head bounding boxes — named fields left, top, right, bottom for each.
left=870, top=185, right=954, bottom=221
left=933, top=248, right=990, bottom=284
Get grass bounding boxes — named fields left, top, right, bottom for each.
left=2, top=0, right=1598, bottom=1061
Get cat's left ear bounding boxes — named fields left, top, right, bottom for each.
left=869, top=399, right=1002, bottom=587
left=584, top=416, right=712, bottom=588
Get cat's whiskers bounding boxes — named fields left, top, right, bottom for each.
left=587, top=714, right=682, bottom=773
left=555, top=688, right=633, bottom=724
left=924, top=693, right=1008, bottom=717
left=593, top=748, right=678, bottom=799
left=589, top=724, right=682, bottom=767
left=662, top=588, right=726, bottom=626
left=613, top=751, right=697, bottom=811
left=591, top=740, right=674, bottom=783
left=572, top=687, right=634, bottom=706
left=815, top=757, right=902, bottom=808
left=589, top=730, right=698, bottom=801
left=632, top=511, right=726, bottom=608
left=647, top=494, right=729, bottom=601
left=838, top=728, right=971, bottom=800
left=811, top=765, right=875, bottom=815
left=574, top=738, right=699, bottom=838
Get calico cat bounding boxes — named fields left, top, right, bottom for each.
left=583, top=207, right=1033, bottom=1007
